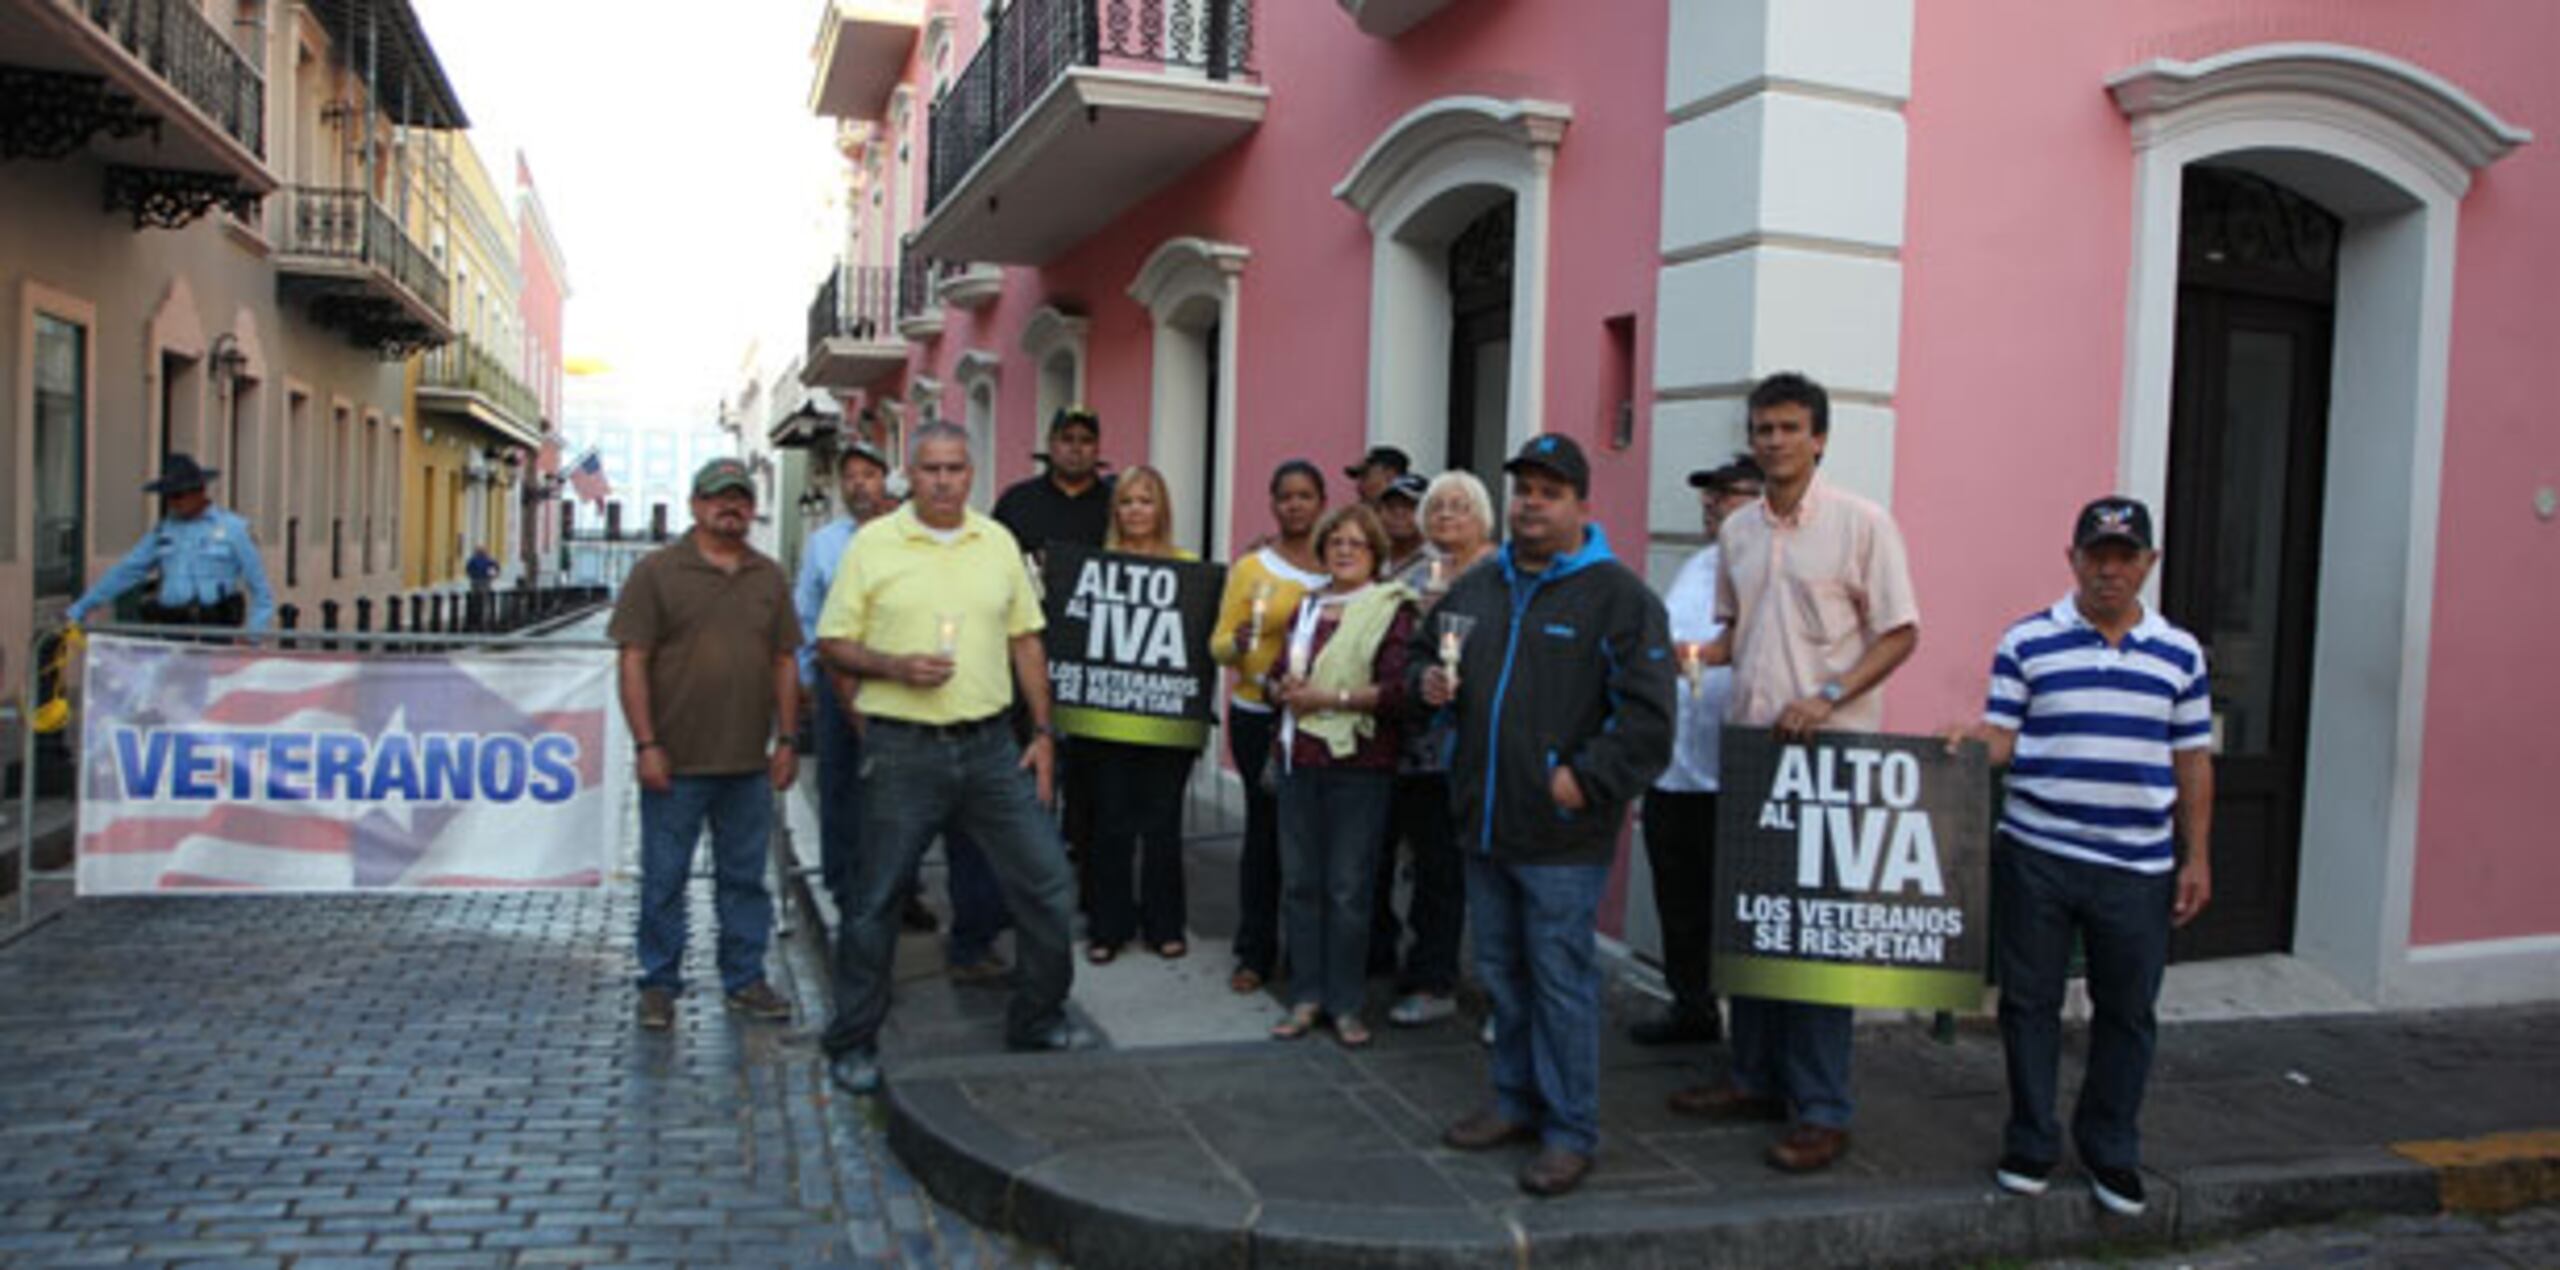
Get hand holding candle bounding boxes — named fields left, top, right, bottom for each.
left=1437, top=613, right=1475, bottom=689
left=1244, top=580, right=1273, bottom=653
left=1675, top=640, right=1708, bottom=698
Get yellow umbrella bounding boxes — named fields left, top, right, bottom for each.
left=29, top=624, right=83, bottom=735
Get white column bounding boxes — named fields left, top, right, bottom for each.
left=1651, top=0, right=1914, bottom=571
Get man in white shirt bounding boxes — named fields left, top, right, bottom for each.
left=1633, top=456, right=1761, bottom=1048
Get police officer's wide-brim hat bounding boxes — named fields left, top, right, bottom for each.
left=143, top=453, right=217, bottom=494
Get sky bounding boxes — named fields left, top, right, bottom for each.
left=409, top=0, right=843, bottom=433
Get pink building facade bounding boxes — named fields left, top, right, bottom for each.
left=801, top=0, right=2553, bottom=1008
left=515, top=155, right=571, bottom=572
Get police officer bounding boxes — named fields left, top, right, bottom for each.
left=67, top=453, right=275, bottom=631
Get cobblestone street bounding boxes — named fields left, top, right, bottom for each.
left=0, top=888, right=1046, bottom=1269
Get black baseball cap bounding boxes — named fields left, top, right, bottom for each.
left=2073, top=496, right=2154, bottom=550
left=1502, top=434, right=1590, bottom=499
left=1049, top=407, right=1100, bottom=437
left=1345, top=445, right=1411, bottom=480
left=1687, top=453, right=1764, bottom=490
left=1380, top=473, right=1429, bottom=504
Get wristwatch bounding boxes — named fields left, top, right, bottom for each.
left=1817, top=681, right=1846, bottom=704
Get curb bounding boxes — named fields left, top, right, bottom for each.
left=879, top=1048, right=2551, bottom=1269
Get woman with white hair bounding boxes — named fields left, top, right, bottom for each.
left=1374, top=470, right=1499, bottom=1027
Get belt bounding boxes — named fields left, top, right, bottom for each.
left=868, top=713, right=1007, bottom=740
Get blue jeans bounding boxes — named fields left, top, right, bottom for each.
left=821, top=719, right=1076, bottom=1055
left=943, top=828, right=1010, bottom=964
left=1276, top=766, right=1392, bottom=1018
left=1995, top=837, right=2174, bottom=1171
left=812, top=682, right=863, bottom=915
left=636, top=772, right=775, bottom=996
left=1728, top=996, right=1856, bottom=1129
left=1466, top=856, right=1611, bottom=1155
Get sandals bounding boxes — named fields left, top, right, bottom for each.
left=1271, top=1006, right=1321, bottom=1041
left=1230, top=967, right=1265, bottom=994
left=1086, top=943, right=1120, bottom=966
left=1155, top=940, right=1189, bottom=960
left=1334, top=1017, right=1375, bottom=1050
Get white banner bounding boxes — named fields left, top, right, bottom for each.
left=76, top=635, right=625, bottom=894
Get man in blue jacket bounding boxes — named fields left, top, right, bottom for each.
left=1417, top=433, right=1675, bottom=1197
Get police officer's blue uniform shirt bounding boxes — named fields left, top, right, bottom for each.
left=67, top=506, right=277, bottom=631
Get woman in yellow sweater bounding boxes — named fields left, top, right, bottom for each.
left=1208, top=459, right=1328, bottom=994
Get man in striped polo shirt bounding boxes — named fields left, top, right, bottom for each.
left=1952, top=496, right=2213, bottom=1218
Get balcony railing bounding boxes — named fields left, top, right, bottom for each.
left=928, top=0, right=1256, bottom=213
left=421, top=336, right=541, bottom=431
left=897, top=239, right=948, bottom=322
left=808, top=262, right=897, bottom=351
left=80, top=0, right=266, bottom=159
left=278, top=186, right=449, bottom=316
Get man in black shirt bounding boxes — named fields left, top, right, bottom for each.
left=990, top=407, right=1115, bottom=911
left=993, top=408, right=1112, bottom=559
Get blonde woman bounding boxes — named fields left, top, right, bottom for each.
left=1086, top=467, right=1202, bottom=963
left=1375, top=470, right=1500, bottom=1026
left=1267, top=504, right=1419, bottom=1048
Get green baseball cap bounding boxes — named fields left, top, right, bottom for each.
left=693, top=457, right=756, bottom=499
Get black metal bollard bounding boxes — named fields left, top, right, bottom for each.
left=409, top=593, right=425, bottom=632
left=427, top=595, right=445, bottom=635
left=354, top=597, right=373, bottom=633
left=384, top=597, right=403, bottom=634
left=278, top=603, right=300, bottom=631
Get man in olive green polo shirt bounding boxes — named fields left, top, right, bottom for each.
left=814, top=422, right=1090, bottom=1095
left=609, top=457, right=803, bottom=1032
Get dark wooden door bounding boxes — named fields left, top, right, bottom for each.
left=2160, top=169, right=2340, bottom=960
left=1447, top=200, right=1514, bottom=495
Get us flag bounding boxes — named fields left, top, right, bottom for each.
left=567, top=449, right=612, bottom=506
left=76, top=636, right=624, bottom=895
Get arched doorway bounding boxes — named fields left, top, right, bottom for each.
left=2162, top=166, right=2339, bottom=960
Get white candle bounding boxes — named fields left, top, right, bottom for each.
left=935, top=614, right=962, bottom=656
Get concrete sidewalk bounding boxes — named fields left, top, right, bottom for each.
left=781, top=809, right=2558, bottom=1268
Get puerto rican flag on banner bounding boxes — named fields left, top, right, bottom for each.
left=76, top=635, right=626, bottom=894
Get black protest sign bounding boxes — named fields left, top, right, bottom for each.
left=1039, top=543, right=1224, bottom=748
left=1710, top=728, right=1991, bottom=1011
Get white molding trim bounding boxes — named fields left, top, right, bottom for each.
left=1020, top=305, right=1091, bottom=456
left=2109, top=43, right=2530, bottom=193
left=1128, top=238, right=1250, bottom=561
left=2110, top=43, right=2528, bottom=1007
left=952, top=348, right=1001, bottom=388
left=1335, top=96, right=1571, bottom=473
left=1332, top=96, right=1572, bottom=218
left=1017, top=304, right=1091, bottom=367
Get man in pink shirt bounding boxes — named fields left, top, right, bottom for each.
left=1671, top=372, right=1919, bottom=1174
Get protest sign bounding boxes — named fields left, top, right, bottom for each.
left=1710, top=728, right=1991, bottom=1011
left=76, top=635, right=623, bottom=894
left=1039, top=543, right=1225, bottom=748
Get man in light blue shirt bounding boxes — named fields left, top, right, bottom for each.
left=1642, top=455, right=1760, bottom=1051
left=67, top=453, right=274, bottom=631
left=796, top=442, right=896, bottom=914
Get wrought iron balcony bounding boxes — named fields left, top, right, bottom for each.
left=78, top=0, right=265, bottom=159
left=0, top=0, right=275, bottom=223
left=895, top=239, right=948, bottom=340
left=274, top=185, right=453, bottom=356
left=419, top=336, right=541, bottom=446
left=803, top=262, right=905, bottom=390
left=916, top=0, right=1265, bottom=265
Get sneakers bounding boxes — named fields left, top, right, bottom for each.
left=724, top=981, right=794, bottom=1021
left=2089, top=1166, right=2147, bottom=1216
left=1993, top=1154, right=2054, bottom=1196
left=635, top=987, right=676, bottom=1031
left=828, top=1049, right=883, bottom=1096
left=1388, top=992, right=1458, bottom=1027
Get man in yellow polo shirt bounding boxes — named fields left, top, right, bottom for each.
left=813, top=422, right=1089, bottom=1094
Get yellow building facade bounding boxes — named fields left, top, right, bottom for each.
left=402, top=134, right=539, bottom=587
